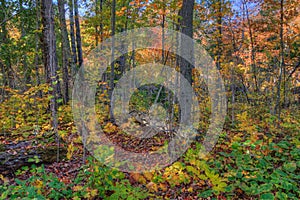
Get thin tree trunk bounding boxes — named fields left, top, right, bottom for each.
left=275, top=0, right=285, bottom=120
left=69, top=0, right=77, bottom=76
left=35, top=0, right=42, bottom=98
left=100, top=0, right=104, bottom=46
left=244, top=1, right=259, bottom=92
left=95, top=0, right=99, bottom=46
left=109, top=0, right=116, bottom=122
left=281, top=0, right=286, bottom=108
left=58, top=0, right=71, bottom=104
left=162, top=0, right=165, bottom=64
left=117, top=0, right=129, bottom=76
left=0, top=62, right=6, bottom=102
left=216, top=0, right=222, bottom=70
left=19, top=0, right=31, bottom=89
left=74, top=0, right=83, bottom=66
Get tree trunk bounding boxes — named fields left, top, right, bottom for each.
left=35, top=0, right=42, bottom=98
left=100, top=0, right=104, bottom=45
left=116, top=0, right=128, bottom=77
left=109, top=0, right=116, bottom=122
left=275, top=0, right=285, bottom=120
left=0, top=139, right=66, bottom=175
left=178, top=0, right=194, bottom=126
left=0, top=0, right=14, bottom=89
left=58, top=0, right=72, bottom=104
left=244, top=1, right=259, bottom=92
left=216, top=0, right=222, bottom=70
left=69, top=0, right=77, bottom=76
left=95, top=0, right=99, bottom=46
left=41, top=0, right=61, bottom=161
left=74, top=0, right=83, bottom=67
left=162, top=0, right=166, bottom=64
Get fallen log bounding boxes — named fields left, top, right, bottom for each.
left=0, top=139, right=67, bottom=175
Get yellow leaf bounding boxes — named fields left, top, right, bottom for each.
left=67, top=143, right=74, bottom=160
left=143, top=172, right=153, bottom=181
left=0, top=174, right=9, bottom=184
left=73, top=185, right=83, bottom=191
left=91, top=189, right=98, bottom=197
left=34, top=179, right=43, bottom=194
left=159, top=183, right=168, bottom=192
left=146, top=182, right=158, bottom=192
left=130, top=173, right=147, bottom=184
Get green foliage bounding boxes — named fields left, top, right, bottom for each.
left=221, top=133, right=300, bottom=199
left=184, top=143, right=228, bottom=196
left=0, top=157, right=147, bottom=199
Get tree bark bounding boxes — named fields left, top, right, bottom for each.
left=178, top=0, right=194, bottom=126
left=41, top=0, right=61, bottom=161
left=275, top=0, right=285, bottom=120
left=58, top=0, right=72, bottom=104
left=178, top=0, right=194, bottom=85
left=216, top=0, right=222, bottom=70
left=35, top=0, right=42, bottom=98
left=74, top=0, right=83, bottom=67
left=69, top=0, right=77, bottom=76
left=109, top=0, right=116, bottom=122
left=244, top=0, right=259, bottom=92
left=0, top=139, right=66, bottom=175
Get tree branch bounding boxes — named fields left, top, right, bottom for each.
left=287, top=60, right=300, bottom=80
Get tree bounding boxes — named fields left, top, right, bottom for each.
left=0, top=0, right=15, bottom=89
left=41, top=0, right=61, bottom=161
left=34, top=0, right=42, bottom=98
left=58, top=0, right=72, bottom=104
left=178, top=0, right=195, bottom=126
left=74, top=0, right=83, bottom=67
left=69, top=0, right=77, bottom=76
left=275, top=0, right=285, bottom=120
left=109, top=0, right=116, bottom=122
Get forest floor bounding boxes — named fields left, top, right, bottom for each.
left=0, top=102, right=299, bottom=199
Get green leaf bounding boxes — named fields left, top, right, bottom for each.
left=276, top=192, right=288, bottom=200
left=283, top=162, right=297, bottom=172
left=261, top=193, right=274, bottom=200
left=259, top=183, right=273, bottom=193
left=198, top=189, right=213, bottom=198
left=56, top=98, right=63, bottom=103
left=277, top=141, right=290, bottom=149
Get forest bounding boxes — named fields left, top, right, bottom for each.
left=0, top=0, right=299, bottom=199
